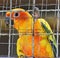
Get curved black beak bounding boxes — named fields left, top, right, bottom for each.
left=5, top=17, right=14, bottom=26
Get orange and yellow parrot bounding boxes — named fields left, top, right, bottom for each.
left=5, top=8, right=57, bottom=58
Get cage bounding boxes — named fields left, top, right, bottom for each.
left=0, top=0, right=60, bottom=58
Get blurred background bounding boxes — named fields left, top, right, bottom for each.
left=0, top=0, right=60, bottom=58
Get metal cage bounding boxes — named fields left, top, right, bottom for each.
left=0, top=0, right=60, bottom=58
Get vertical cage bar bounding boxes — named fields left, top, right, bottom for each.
left=32, top=0, right=35, bottom=57
left=28, top=0, right=30, bottom=10
left=2, top=0, right=5, bottom=16
left=6, top=0, right=8, bottom=10
left=0, top=17, right=1, bottom=37
left=55, top=0, right=57, bottom=16
left=11, top=35, right=14, bottom=56
left=57, top=0, right=59, bottom=57
left=41, top=0, right=43, bottom=17
left=45, top=0, right=47, bottom=17
left=15, top=0, right=17, bottom=8
left=8, top=0, right=12, bottom=57
left=19, top=0, right=21, bottom=8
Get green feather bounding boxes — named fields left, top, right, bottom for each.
left=41, top=22, right=57, bottom=57
left=41, top=22, right=51, bottom=33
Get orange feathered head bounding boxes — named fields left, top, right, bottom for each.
left=5, top=8, right=33, bottom=32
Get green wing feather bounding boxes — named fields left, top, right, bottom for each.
left=40, top=18, right=57, bottom=57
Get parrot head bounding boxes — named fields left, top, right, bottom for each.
left=5, top=8, right=33, bottom=32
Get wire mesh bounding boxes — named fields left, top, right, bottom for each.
left=0, top=0, right=60, bottom=58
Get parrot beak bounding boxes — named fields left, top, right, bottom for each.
left=5, top=12, right=14, bottom=26
left=5, top=17, right=14, bottom=26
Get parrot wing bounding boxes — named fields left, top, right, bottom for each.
left=39, top=18, right=57, bottom=57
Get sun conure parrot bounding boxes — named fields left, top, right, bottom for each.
left=5, top=8, right=57, bottom=58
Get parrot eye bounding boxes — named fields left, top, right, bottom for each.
left=15, top=13, right=18, bottom=16
left=14, top=12, right=19, bottom=17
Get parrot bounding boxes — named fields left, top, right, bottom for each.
left=5, top=8, right=57, bottom=58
